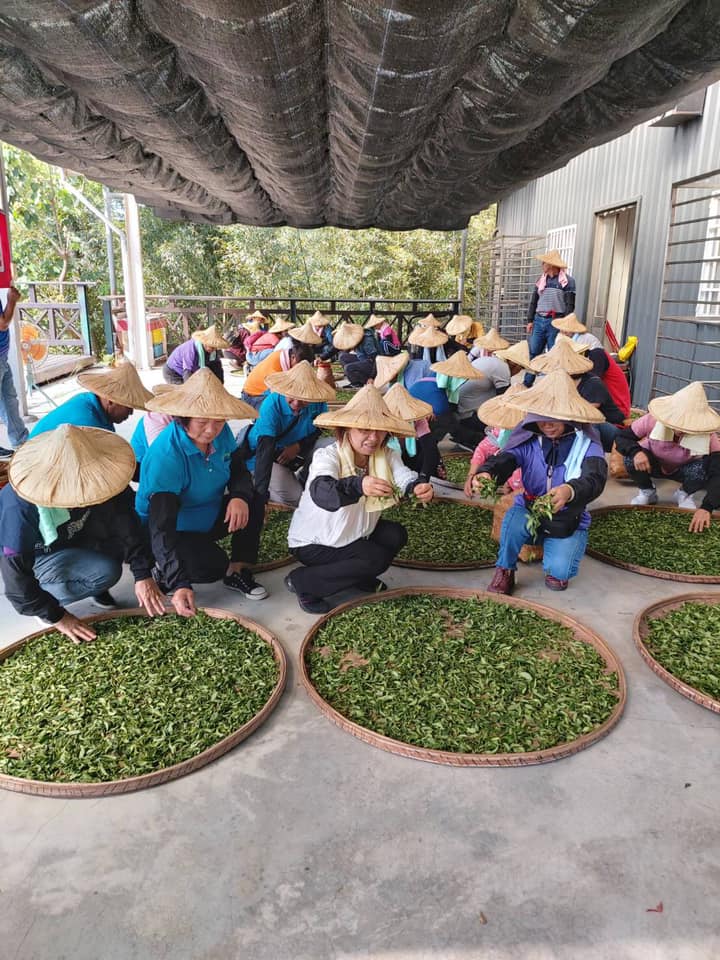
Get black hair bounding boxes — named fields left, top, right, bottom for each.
left=290, top=342, right=314, bottom=363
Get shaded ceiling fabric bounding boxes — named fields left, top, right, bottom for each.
left=0, top=1, right=718, bottom=230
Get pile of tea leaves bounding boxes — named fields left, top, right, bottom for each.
left=385, top=498, right=496, bottom=566
left=331, top=387, right=359, bottom=404
left=643, top=601, right=720, bottom=703
left=439, top=453, right=472, bottom=485
left=0, top=612, right=279, bottom=783
left=220, top=507, right=292, bottom=568
left=307, top=595, right=620, bottom=754
left=588, top=509, right=720, bottom=576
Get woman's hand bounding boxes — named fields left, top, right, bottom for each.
left=413, top=482, right=434, bottom=504
left=689, top=508, right=712, bottom=533
left=135, top=577, right=167, bottom=617
left=633, top=451, right=651, bottom=472
left=225, top=497, right=249, bottom=532
left=362, top=476, right=393, bottom=497
left=172, top=588, right=197, bottom=618
left=471, top=471, right=492, bottom=493
left=54, top=613, right=97, bottom=644
left=549, top=484, right=573, bottom=512
left=464, top=470, right=477, bottom=499
left=276, top=442, right=301, bottom=466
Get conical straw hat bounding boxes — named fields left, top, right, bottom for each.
left=407, top=324, right=448, bottom=348
left=151, top=382, right=177, bottom=397
left=264, top=360, right=336, bottom=402
left=504, top=369, right=604, bottom=423
left=529, top=337, right=593, bottom=375
left=418, top=313, right=443, bottom=328
left=268, top=317, right=294, bottom=334
left=373, top=351, right=410, bottom=390
left=477, top=384, right=528, bottom=431
left=77, top=360, right=153, bottom=410
left=9, top=425, right=136, bottom=508
left=648, top=381, right=720, bottom=435
left=333, top=322, right=365, bottom=350
left=309, top=310, right=331, bottom=327
left=473, top=328, right=510, bottom=352
left=288, top=322, right=322, bottom=345
left=494, top=340, right=531, bottom=369
left=314, top=384, right=415, bottom=437
left=535, top=248, right=568, bottom=269
left=246, top=310, right=268, bottom=322
left=364, top=314, right=385, bottom=329
left=551, top=312, right=586, bottom=334
left=191, top=324, right=231, bottom=351
left=146, top=368, right=258, bottom=421
left=431, top=351, right=486, bottom=380
left=383, top=383, right=433, bottom=422
left=445, top=314, right=473, bottom=336
left=555, top=333, right=590, bottom=354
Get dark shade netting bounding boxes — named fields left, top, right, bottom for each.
left=0, top=1, right=718, bottom=230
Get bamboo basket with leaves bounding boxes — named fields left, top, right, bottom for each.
left=220, top=502, right=293, bottom=572
left=588, top=505, right=720, bottom=582
left=634, top=593, right=720, bottom=714
left=384, top=496, right=496, bottom=570
left=301, top=588, right=626, bottom=767
left=433, top=451, right=472, bottom=488
left=0, top=608, right=287, bottom=798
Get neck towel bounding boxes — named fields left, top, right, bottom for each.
left=37, top=506, right=71, bottom=546
left=435, top=372, right=466, bottom=404
left=337, top=434, right=398, bottom=512
left=536, top=269, right=569, bottom=293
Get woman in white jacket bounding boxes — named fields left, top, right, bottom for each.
left=286, top=385, right=434, bottom=613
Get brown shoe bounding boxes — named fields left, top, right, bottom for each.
left=545, top=574, right=569, bottom=591
left=487, top=567, right=515, bottom=595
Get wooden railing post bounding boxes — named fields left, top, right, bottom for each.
left=77, top=283, right=92, bottom=353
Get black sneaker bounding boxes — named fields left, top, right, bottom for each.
left=223, top=568, right=268, bottom=600
left=0, top=446, right=14, bottom=459
left=91, top=590, right=118, bottom=609
left=284, top=573, right=328, bottom=613
left=284, top=573, right=297, bottom=594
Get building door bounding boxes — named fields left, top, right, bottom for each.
left=586, top=203, right=637, bottom=345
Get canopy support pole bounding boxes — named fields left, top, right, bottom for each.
left=0, top=145, right=29, bottom=418
left=123, top=195, right=151, bottom=370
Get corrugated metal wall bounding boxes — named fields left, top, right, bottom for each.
left=496, top=81, right=720, bottom=406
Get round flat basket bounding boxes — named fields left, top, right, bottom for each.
left=386, top=496, right=496, bottom=570
left=301, top=588, right=626, bottom=767
left=634, top=593, right=720, bottom=714
left=587, top=505, right=720, bottom=583
left=221, top=502, right=294, bottom=572
left=0, top=608, right=287, bottom=798
left=433, top=451, right=472, bottom=489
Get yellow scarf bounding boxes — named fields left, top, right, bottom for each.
left=337, top=435, right=398, bottom=512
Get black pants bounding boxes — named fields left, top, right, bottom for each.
left=174, top=492, right=265, bottom=584
left=338, top=352, right=377, bottom=387
left=623, top=450, right=711, bottom=493
left=450, top=413, right=486, bottom=450
left=290, top=519, right=407, bottom=598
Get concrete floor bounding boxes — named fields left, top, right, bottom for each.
left=1, top=369, right=719, bottom=960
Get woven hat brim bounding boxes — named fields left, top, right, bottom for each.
left=265, top=368, right=336, bottom=402
left=288, top=325, right=323, bottom=345
left=364, top=316, right=385, bottom=329
left=192, top=330, right=232, bottom=350
left=77, top=368, right=154, bottom=410
left=445, top=317, right=472, bottom=336
left=383, top=385, right=433, bottom=422
left=529, top=350, right=593, bottom=375
left=373, top=352, right=410, bottom=390
left=473, top=330, right=511, bottom=352
left=9, top=426, right=136, bottom=508
left=477, top=395, right=527, bottom=430
left=535, top=250, right=568, bottom=269
left=648, top=395, right=720, bottom=435
left=551, top=315, right=587, bottom=333
left=314, top=409, right=415, bottom=437
left=333, top=326, right=365, bottom=350
left=408, top=327, right=448, bottom=347
left=430, top=356, right=486, bottom=380
left=268, top=320, right=294, bottom=334
left=494, top=341, right=532, bottom=368
left=504, top=370, right=605, bottom=423
left=146, top=369, right=259, bottom=420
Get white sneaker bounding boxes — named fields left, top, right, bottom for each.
left=631, top=488, right=658, bottom=506
left=673, top=489, right=697, bottom=510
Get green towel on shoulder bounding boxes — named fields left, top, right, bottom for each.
left=37, top=506, right=71, bottom=546
left=435, top=373, right=466, bottom=404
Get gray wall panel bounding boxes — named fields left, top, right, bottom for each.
left=497, top=82, right=720, bottom=405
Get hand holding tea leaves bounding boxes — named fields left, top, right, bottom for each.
left=526, top=493, right=555, bottom=537
left=412, top=482, right=434, bottom=504
left=55, top=612, right=97, bottom=644
left=362, top=476, right=394, bottom=498
left=471, top=472, right=500, bottom=503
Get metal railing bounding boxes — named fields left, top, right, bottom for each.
left=100, top=295, right=461, bottom=354
left=475, top=235, right=545, bottom=342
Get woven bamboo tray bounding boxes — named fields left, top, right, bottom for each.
left=634, top=593, right=720, bottom=714
left=253, top=502, right=294, bottom=573
left=587, top=505, right=720, bottom=583
left=390, top=496, right=496, bottom=570
left=300, top=587, right=626, bottom=767
left=0, top=607, right=287, bottom=798
left=432, top=451, right=472, bottom=490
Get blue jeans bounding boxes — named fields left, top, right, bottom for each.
left=523, top=315, right=560, bottom=387
left=0, top=356, right=29, bottom=448
left=595, top=421, right=620, bottom=453
left=33, top=547, right=122, bottom=605
left=496, top=505, right=589, bottom=581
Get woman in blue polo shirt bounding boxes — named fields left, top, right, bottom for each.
left=241, top=361, right=336, bottom=506
left=136, top=369, right=268, bottom=614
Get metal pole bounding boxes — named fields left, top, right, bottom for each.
left=123, top=194, right=151, bottom=370
left=457, top=228, right=468, bottom=308
left=0, top=143, right=29, bottom=418
left=103, top=186, right=118, bottom=296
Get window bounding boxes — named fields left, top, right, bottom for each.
left=546, top=224, right=576, bottom=273
left=696, top=196, right=720, bottom=319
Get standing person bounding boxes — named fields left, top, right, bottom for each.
left=137, top=369, right=268, bottom=609
left=476, top=370, right=607, bottom=594
left=30, top=360, right=153, bottom=437
left=163, top=325, right=230, bottom=384
left=242, top=361, right=335, bottom=507
left=0, top=425, right=165, bottom=641
left=525, top=249, right=576, bottom=386
left=286, top=386, right=434, bottom=613
left=0, top=284, right=28, bottom=457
